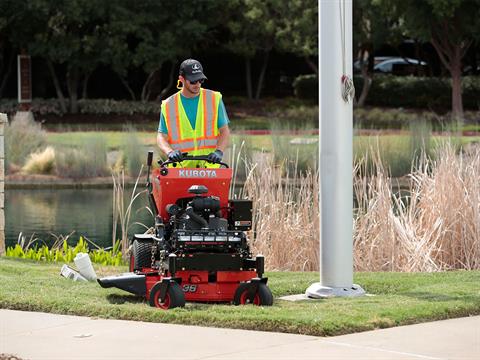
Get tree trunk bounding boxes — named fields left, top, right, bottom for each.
left=81, top=72, right=91, bottom=99
left=305, top=55, right=318, bottom=75
left=118, top=74, right=136, bottom=100
left=0, top=50, right=14, bottom=98
left=450, top=52, right=463, bottom=123
left=67, top=66, right=79, bottom=114
left=46, top=60, right=67, bottom=114
left=255, top=50, right=270, bottom=100
left=357, top=68, right=372, bottom=107
left=157, top=61, right=177, bottom=101
left=356, top=48, right=373, bottom=107
left=245, top=57, right=253, bottom=100
left=141, top=68, right=158, bottom=102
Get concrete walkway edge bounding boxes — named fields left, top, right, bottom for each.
left=1, top=310, right=479, bottom=360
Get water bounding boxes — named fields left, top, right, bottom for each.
left=5, top=188, right=153, bottom=249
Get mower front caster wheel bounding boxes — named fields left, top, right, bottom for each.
left=149, top=282, right=185, bottom=310
left=234, top=282, right=273, bottom=306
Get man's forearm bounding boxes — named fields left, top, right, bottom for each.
left=157, top=133, right=173, bottom=156
left=216, top=125, right=230, bottom=152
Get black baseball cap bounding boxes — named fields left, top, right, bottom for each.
left=179, top=59, right=207, bottom=82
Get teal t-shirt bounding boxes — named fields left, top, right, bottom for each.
left=158, top=93, right=229, bottom=134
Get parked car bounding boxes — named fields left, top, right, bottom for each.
left=354, top=57, right=427, bottom=75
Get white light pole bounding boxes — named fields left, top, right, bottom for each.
left=305, top=0, right=365, bottom=298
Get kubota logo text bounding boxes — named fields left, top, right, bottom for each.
left=179, top=169, right=217, bottom=178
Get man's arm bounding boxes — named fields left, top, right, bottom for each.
left=216, top=125, right=230, bottom=152
left=157, top=133, right=174, bottom=156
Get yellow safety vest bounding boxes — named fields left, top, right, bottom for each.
left=161, top=88, right=222, bottom=168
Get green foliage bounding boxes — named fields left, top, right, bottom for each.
left=5, top=237, right=127, bottom=266
left=275, top=0, right=318, bottom=58
left=292, top=74, right=318, bottom=101
left=0, top=98, right=160, bottom=116
left=4, top=114, right=47, bottom=169
left=78, top=99, right=159, bottom=115
left=354, top=75, right=480, bottom=110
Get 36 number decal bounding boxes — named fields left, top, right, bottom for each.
left=183, top=284, right=197, bottom=293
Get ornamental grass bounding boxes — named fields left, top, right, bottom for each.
left=243, top=142, right=480, bottom=272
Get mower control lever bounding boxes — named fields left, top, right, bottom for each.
left=160, top=154, right=229, bottom=168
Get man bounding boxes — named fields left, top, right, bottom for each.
left=157, top=59, right=230, bottom=168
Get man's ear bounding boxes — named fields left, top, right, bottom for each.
left=177, top=76, right=184, bottom=89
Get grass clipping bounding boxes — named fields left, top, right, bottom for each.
left=243, top=142, right=480, bottom=272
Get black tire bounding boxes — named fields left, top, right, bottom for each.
left=130, top=240, right=152, bottom=271
left=149, top=282, right=185, bottom=309
left=233, top=282, right=273, bottom=306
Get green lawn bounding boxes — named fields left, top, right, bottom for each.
left=1, top=258, right=479, bottom=336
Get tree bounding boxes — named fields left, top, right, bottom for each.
left=353, top=0, right=402, bottom=106
left=22, top=0, right=113, bottom=113
left=124, top=0, right=225, bottom=101
left=383, top=0, right=480, bottom=121
left=0, top=0, right=45, bottom=99
left=276, top=0, right=318, bottom=75
left=226, top=0, right=288, bottom=100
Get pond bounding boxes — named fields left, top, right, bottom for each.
left=5, top=188, right=153, bottom=249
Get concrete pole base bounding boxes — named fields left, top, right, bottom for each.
left=305, top=282, right=365, bottom=299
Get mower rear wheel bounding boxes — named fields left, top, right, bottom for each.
left=234, top=282, right=273, bottom=306
left=130, top=240, right=153, bottom=271
left=149, top=282, right=185, bottom=309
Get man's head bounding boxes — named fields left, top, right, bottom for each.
left=178, top=59, right=207, bottom=97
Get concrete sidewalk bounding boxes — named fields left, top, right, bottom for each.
left=1, top=309, right=478, bottom=360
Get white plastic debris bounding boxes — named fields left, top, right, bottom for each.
left=74, top=253, right=97, bottom=281
left=60, top=264, right=88, bottom=282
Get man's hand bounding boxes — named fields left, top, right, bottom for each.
left=168, top=150, right=184, bottom=162
left=207, top=149, right=223, bottom=163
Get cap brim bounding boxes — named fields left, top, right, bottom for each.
left=186, top=73, right=207, bottom=82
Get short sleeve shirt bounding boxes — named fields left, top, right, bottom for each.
left=158, top=93, right=229, bottom=134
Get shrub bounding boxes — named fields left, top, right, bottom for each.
left=0, top=98, right=161, bottom=117
left=292, top=74, right=318, bottom=101
left=4, top=114, right=47, bottom=170
left=22, top=146, right=56, bottom=174
left=6, top=237, right=127, bottom=266
left=354, top=75, right=480, bottom=110
left=77, top=99, right=160, bottom=115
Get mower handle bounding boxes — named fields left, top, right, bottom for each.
left=160, top=154, right=229, bottom=168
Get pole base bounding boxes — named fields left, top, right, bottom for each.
left=305, top=282, right=365, bottom=299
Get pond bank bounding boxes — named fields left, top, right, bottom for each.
left=5, top=174, right=411, bottom=190
left=5, top=174, right=138, bottom=189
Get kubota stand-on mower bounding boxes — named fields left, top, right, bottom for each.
left=98, top=152, right=273, bottom=309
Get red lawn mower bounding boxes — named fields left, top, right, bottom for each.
left=98, top=152, right=273, bottom=309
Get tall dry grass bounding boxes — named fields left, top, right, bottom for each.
left=243, top=142, right=480, bottom=272
left=111, top=167, right=149, bottom=260
left=354, top=142, right=480, bottom=271
left=243, top=156, right=319, bottom=271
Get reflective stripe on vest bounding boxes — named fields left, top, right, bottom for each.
left=162, top=89, right=220, bottom=150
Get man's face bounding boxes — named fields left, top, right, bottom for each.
left=180, top=76, right=202, bottom=96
